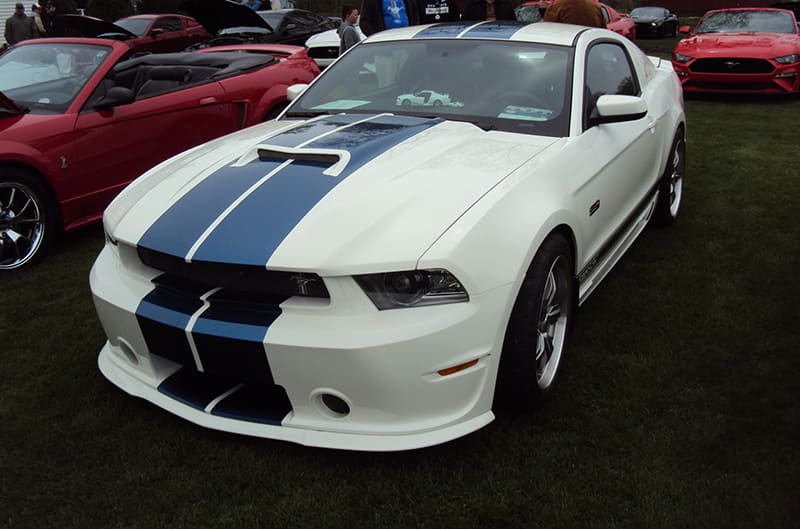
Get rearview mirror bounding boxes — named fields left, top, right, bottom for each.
left=286, top=83, right=309, bottom=101
left=589, top=94, right=647, bottom=126
left=95, top=87, right=135, bottom=110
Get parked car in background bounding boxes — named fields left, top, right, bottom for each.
left=599, top=2, right=636, bottom=41
left=514, top=1, right=635, bottom=41
left=305, top=25, right=366, bottom=68
left=92, top=22, right=685, bottom=451
left=630, top=6, right=678, bottom=38
left=113, top=14, right=210, bottom=52
left=180, top=0, right=339, bottom=49
left=50, top=13, right=209, bottom=54
left=672, top=8, right=800, bottom=94
left=0, top=38, right=319, bottom=270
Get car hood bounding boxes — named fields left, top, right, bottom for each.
left=179, top=0, right=273, bottom=35
left=49, top=14, right=136, bottom=39
left=107, top=114, right=558, bottom=274
left=676, top=32, right=800, bottom=56
left=0, top=91, right=26, bottom=116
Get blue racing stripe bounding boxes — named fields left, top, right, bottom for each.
left=189, top=115, right=441, bottom=267
left=261, top=113, right=367, bottom=148
left=462, top=21, right=526, bottom=39
left=138, top=159, right=286, bottom=259
left=412, top=23, right=474, bottom=38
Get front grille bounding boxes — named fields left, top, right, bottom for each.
left=138, top=246, right=330, bottom=299
left=306, top=46, right=339, bottom=59
left=690, top=58, right=774, bottom=74
left=686, top=81, right=778, bottom=91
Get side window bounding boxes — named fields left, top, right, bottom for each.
left=153, top=17, right=183, bottom=33
left=583, top=42, right=639, bottom=127
left=600, top=6, right=610, bottom=25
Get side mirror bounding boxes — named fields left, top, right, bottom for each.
left=95, top=86, right=135, bottom=110
left=286, top=83, right=309, bottom=101
left=679, top=25, right=691, bottom=34
left=589, top=94, right=647, bottom=126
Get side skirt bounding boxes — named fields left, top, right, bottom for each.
left=576, top=188, right=659, bottom=306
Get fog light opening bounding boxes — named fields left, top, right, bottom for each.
left=117, top=338, right=139, bottom=366
left=313, top=392, right=350, bottom=419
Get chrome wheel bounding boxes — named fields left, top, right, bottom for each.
left=0, top=180, right=46, bottom=270
left=535, top=254, right=571, bottom=390
left=667, top=137, right=685, bottom=218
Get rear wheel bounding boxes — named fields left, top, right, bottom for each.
left=494, top=234, right=575, bottom=410
left=652, top=129, right=685, bottom=227
left=0, top=168, right=58, bottom=271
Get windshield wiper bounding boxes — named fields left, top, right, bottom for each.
left=283, top=110, right=331, bottom=118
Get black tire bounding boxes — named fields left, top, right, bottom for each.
left=651, top=129, right=685, bottom=227
left=401, top=99, right=411, bottom=107
left=494, top=233, right=575, bottom=410
left=0, top=168, right=58, bottom=271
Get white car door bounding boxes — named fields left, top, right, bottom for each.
left=566, top=41, right=662, bottom=272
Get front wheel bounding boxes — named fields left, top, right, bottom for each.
left=0, top=169, right=57, bottom=270
left=651, top=129, right=685, bottom=227
left=494, top=234, right=575, bottom=410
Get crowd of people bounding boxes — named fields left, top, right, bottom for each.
left=4, top=0, right=56, bottom=45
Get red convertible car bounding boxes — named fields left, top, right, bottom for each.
left=672, top=8, right=800, bottom=94
left=0, top=38, right=319, bottom=270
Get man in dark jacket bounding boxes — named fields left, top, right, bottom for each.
left=338, top=5, right=361, bottom=54
left=461, top=0, right=514, bottom=21
left=5, top=3, right=37, bottom=44
left=359, top=0, right=420, bottom=36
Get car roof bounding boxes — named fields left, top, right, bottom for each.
left=365, top=21, right=589, bottom=47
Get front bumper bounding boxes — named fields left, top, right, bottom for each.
left=673, top=60, right=800, bottom=94
left=91, top=243, right=511, bottom=451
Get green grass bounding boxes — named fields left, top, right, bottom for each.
left=2, top=70, right=799, bottom=527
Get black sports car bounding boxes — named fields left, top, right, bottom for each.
left=180, top=0, right=338, bottom=49
left=630, top=6, right=679, bottom=38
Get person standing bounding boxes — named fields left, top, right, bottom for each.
left=30, top=3, right=45, bottom=37
left=40, top=0, right=56, bottom=36
left=416, top=0, right=459, bottom=24
left=5, top=3, right=36, bottom=45
left=359, top=0, right=420, bottom=36
left=338, top=5, right=361, bottom=54
left=461, top=0, right=514, bottom=21
left=543, top=0, right=605, bottom=28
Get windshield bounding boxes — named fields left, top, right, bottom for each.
left=0, top=42, right=111, bottom=113
left=631, top=7, right=667, bottom=17
left=288, top=40, right=573, bottom=137
left=258, top=11, right=285, bottom=30
left=114, top=18, right=150, bottom=36
left=696, top=10, right=797, bottom=34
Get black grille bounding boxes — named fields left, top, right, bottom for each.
left=306, top=46, right=339, bottom=59
left=138, top=247, right=330, bottom=299
left=686, top=81, right=778, bottom=91
left=690, top=58, right=774, bottom=74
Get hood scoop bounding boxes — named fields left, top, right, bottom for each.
left=232, top=145, right=351, bottom=177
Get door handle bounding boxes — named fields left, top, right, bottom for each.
left=199, top=97, right=218, bottom=105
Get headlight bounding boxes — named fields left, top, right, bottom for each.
left=774, top=54, right=800, bottom=64
left=650, top=22, right=657, bottom=26
left=673, top=53, right=692, bottom=63
left=355, top=269, right=469, bottom=310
